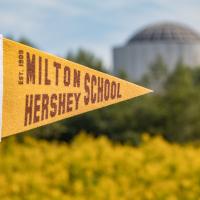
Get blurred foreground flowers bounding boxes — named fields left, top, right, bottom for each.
left=0, top=133, right=200, bottom=200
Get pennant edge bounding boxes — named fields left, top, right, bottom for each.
left=0, top=35, right=3, bottom=141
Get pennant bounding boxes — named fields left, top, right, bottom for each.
left=0, top=35, right=152, bottom=140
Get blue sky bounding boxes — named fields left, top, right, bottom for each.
left=0, top=0, right=200, bottom=69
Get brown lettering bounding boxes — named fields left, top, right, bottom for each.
left=84, top=73, right=90, bottom=105
left=64, top=66, right=70, bottom=86
left=38, top=56, right=42, bottom=85
left=111, top=81, right=116, bottom=99
left=58, top=93, right=66, bottom=115
left=66, top=93, right=73, bottom=112
left=104, top=79, right=110, bottom=101
left=54, top=62, right=61, bottom=86
left=91, top=75, right=97, bottom=103
left=74, top=93, right=81, bottom=110
left=33, top=94, right=41, bottom=123
left=74, top=69, right=80, bottom=87
left=24, top=94, right=33, bottom=126
left=117, top=83, right=122, bottom=98
left=97, top=77, right=103, bottom=102
left=45, top=59, right=51, bottom=85
left=41, top=94, right=49, bottom=120
left=50, top=94, right=57, bottom=117
left=26, top=52, right=35, bottom=84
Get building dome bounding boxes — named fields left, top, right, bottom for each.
left=113, top=21, right=200, bottom=83
left=128, top=22, right=200, bottom=44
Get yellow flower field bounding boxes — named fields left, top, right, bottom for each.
left=0, top=133, right=200, bottom=200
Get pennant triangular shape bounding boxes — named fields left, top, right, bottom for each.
left=0, top=35, right=152, bottom=140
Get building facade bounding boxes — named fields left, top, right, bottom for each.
left=113, top=22, right=200, bottom=81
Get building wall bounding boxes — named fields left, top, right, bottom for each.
left=113, top=42, right=200, bottom=81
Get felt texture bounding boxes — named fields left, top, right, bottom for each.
left=1, top=38, right=152, bottom=138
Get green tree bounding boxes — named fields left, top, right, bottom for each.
left=116, top=69, right=129, bottom=80
left=18, top=37, right=37, bottom=48
left=163, top=63, right=200, bottom=142
left=141, top=55, right=168, bottom=91
left=66, top=49, right=105, bottom=72
left=6, top=35, right=37, bottom=48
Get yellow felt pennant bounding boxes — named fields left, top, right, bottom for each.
left=0, top=35, right=152, bottom=140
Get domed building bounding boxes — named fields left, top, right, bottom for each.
left=113, top=22, right=200, bottom=80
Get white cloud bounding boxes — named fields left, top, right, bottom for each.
left=0, top=0, right=200, bottom=67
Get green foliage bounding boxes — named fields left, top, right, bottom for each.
left=6, top=35, right=37, bottom=48
left=141, top=55, right=168, bottom=91
left=18, top=37, right=37, bottom=48
left=66, top=48, right=105, bottom=72
left=116, top=69, right=129, bottom=80
left=163, top=64, right=200, bottom=142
